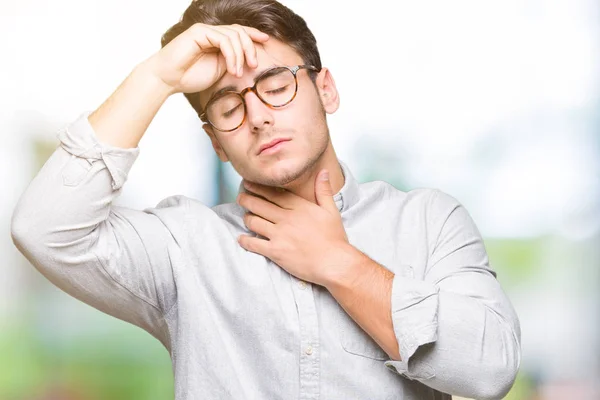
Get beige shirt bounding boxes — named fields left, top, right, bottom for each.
left=11, top=110, right=521, bottom=400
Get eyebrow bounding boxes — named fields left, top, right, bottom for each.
left=205, top=64, right=279, bottom=102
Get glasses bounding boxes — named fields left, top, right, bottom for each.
left=199, top=65, right=319, bottom=132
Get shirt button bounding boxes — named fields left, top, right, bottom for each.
left=298, top=280, right=307, bottom=289
left=305, top=345, right=313, bottom=355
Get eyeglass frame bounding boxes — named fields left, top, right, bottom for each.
left=199, top=64, right=320, bottom=132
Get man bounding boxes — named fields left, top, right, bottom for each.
left=11, top=0, right=521, bottom=399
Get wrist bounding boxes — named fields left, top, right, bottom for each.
left=134, top=59, right=177, bottom=98
left=321, top=243, right=365, bottom=291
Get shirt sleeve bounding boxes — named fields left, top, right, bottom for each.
left=383, top=189, right=522, bottom=400
left=10, top=111, right=176, bottom=349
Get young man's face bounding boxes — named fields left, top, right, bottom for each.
left=199, top=38, right=338, bottom=187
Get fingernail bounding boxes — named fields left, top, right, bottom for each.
left=320, top=170, right=329, bottom=181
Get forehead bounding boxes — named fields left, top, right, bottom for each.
left=254, top=37, right=304, bottom=69
left=200, top=38, right=304, bottom=105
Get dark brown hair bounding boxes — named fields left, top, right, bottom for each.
left=160, top=0, right=322, bottom=119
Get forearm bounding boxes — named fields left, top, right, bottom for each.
left=10, top=114, right=175, bottom=328
left=324, top=245, right=401, bottom=360
left=324, top=246, right=520, bottom=399
left=406, top=287, right=520, bottom=398
left=89, top=59, right=174, bottom=149
left=10, top=142, right=175, bottom=338
left=14, top=59, right=172, bottom=245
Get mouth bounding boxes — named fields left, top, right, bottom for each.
left=258, top=138, right=291, bottom=155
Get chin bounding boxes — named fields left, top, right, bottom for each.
left=253, top=157, right=309, bottom=187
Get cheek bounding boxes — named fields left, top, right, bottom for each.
left=285, top=96, right=324, bottom=127
left=219, top=136, right=251, bottom=159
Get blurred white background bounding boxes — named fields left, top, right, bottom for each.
left=2, top=0, right=599, bottom=398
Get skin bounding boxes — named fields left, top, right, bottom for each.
left=198, top=38, right=345, bottom=205
left=88, top=20, right=396, bottom=361
left=196, top=36, right=401, bottom=361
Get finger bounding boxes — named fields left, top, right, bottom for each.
left=238, top=234, right=270, bottom=257
left=237, top=191, right=286, bottom=223
left=243, top=212, right=274, bottom=239
left=227, top=25, right=259, bottom=69
left=202, top=27, right=238, bottom=76
left=216, top=26, right=245, bottom=77
left=243, top=26, right=270, bottom=42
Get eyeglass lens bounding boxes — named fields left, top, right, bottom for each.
left=206, top=67, right=297, bottom=131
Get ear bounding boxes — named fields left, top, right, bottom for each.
left=315, top=67, right=340, bottom=114
left=202, top=123, right=229, bottom=162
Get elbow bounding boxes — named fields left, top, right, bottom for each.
left=11, top=213, right=44, bottom=263
left=470, top=303, right=521, bottom=400
left=11, top=206, right=50, bottom=257
left=471, top=364, right=519, bottom=400
left=471, top=340, right=521, bottom=400
left=11, top=210, right=34, bottom=251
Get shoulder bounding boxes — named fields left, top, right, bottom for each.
left=211, top=201, right=246, bottom=231
left=359, top=181, right=465, bottom=224
left=145, top=194, right=245, bottom=225
left=142, top=194, right=222, bottom=224
left=138, top=195, right=245, bottom=242
left=359, top=180, right=458, bottom=210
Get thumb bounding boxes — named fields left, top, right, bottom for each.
left=315, top=169, right=337, bottom=212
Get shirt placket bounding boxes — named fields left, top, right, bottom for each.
left=291, top=275, right=320, bottom=400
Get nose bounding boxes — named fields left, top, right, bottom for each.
left=243, top=90, right=274, bottom=132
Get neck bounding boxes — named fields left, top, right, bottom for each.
left=278, top=141, right=344, bottom=205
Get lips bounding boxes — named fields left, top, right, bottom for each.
left=258, top=138, right=291, bottom=155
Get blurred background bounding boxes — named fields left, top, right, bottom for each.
left=2, top=0, right=599, bottom=399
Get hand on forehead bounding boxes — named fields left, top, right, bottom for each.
left=201, top=38, right=302, bottom=105
left=243, top=38, right=302, bottom=76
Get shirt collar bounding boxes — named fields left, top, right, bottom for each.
left=333, top=159, right=360, bottom=212
left=236, top=159, right=360, bottom=213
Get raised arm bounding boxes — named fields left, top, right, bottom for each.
left=10, top=103, right=177, bottom=346
left=11, top=22, right=271, bottom=345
